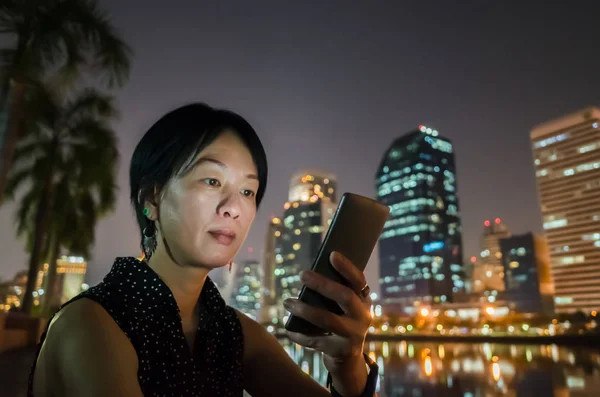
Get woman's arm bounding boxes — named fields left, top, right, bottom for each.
left=236, top=309, right=332, bottom=397
left=237, top=252, right=379, bottom=397
left=32, top=299, right=144, bottom=397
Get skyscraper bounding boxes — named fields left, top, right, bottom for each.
left=499, top=233, right=555, bottom=315
left=275, top=170, right=337, bottom=316
left=260, top=217, right=282, bottom=323
left=472, top=218, right=510, bottom=293
left=531, top=106, right=600, bottom=313
left=231, top=258, right=262, bottom=320
left=376, top=125, right=465, bottom=314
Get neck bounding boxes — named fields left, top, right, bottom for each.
left=146, top=249, right=210, bottom=320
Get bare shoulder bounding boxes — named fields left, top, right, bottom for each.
left=33, top=298, right=143, bottom=397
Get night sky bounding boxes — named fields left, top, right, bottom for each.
left=1, top=1, right=599, bottom=293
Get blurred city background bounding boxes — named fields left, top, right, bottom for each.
left=1, top=1, right=600, bottom=396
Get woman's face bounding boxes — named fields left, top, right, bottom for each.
left=152, top=130, right=259, bottom=268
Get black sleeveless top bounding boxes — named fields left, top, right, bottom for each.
left=27, top=257, right=245, bottom=396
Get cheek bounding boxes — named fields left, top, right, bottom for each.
left=160, top=187, right=213, bottom=240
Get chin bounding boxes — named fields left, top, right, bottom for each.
left=197, top=248, right=238, bottom=268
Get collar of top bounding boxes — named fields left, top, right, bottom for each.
left=104, top=257, right=227, bottom=316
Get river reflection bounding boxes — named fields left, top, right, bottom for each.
left=278, top=339, right=600, bottom=396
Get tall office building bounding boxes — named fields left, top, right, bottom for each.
left=231, top=258, right=262, bottom=320
left=499, top=233, right=554, bottom=314
left=376, top=125, right=465, bottom=314
left=275, top=170, right=337, bottom=317
left=472, top=218, right=510, bottom=293
left=260, top=217, right=283, bottom=323
left=531, top=106, right=600, bottom=313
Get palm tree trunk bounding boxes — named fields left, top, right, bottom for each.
left=21, top=141, right=57, bottom=314
left=42, top=235, right=60, bottom=317
left=0, top=81, right=25, bottom=203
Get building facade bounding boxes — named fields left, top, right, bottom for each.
left=260, top=217, right=283, bottom=323
left=472, top=218, right=510, bottom=293
left=499, top=233, right=555, bottom=314
left=231, top=259, right=262, bottom=320
left=274, top=170, right=338, bottom=320
left=376, top=125, right=465, bottom=314
left=531, top=106, right=600, bottom=313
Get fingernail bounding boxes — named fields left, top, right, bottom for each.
left=283, top=299, right=295, bottom=310
left=330, top=251, right=343, bottom=263
left=300, top=271, right=311, bottom=281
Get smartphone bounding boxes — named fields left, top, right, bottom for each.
left=284, top=192, right=390, bottom=335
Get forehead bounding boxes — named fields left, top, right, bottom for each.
left=185, top=130, right=257, bottom=171
left=202, top=130, right=249, bottom=154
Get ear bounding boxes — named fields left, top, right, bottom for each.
left=140, top=186, right=161, bottom=221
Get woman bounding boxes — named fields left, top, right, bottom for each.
left=28, top=103, right=379, bottom=397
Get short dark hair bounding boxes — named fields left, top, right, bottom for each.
left=129, top=102, right=268, bottom=240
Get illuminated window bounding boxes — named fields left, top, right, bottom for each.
left=579, top=143, right=599, bottom=153
left=576, top=161, right=600, bottom=172
left=558, top=256, right=585, bottom=265
left=555, top=296, right=573, bottom=304
left=534, top=133, right=568, bottom=148
left=424, top=136, right=452, bottom=153
left=543, top=219, right=567, bottom=230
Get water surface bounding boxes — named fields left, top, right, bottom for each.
left=279, top=339, right=600, bottom=396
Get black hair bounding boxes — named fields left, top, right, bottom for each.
left=129, top=102, right=268, bottom=248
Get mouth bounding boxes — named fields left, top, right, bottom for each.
left=208, top=229, right=237, bottom=246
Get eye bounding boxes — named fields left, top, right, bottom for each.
left=242, top=189, right=256, bottom=198
left=203, top=178, right=221, bottom=187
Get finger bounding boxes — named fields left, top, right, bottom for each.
left=284, top=298, right=353, bottom=337
left=329, top=252, right=367, bottom=293
left=287, top=331, right=335, bottom=354
left=299, top=271, right=365, bottom=319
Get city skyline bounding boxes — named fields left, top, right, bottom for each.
left=1, top=1, right=599, bottom=292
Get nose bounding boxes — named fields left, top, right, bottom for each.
left=216, top=191, right=241, bottom=219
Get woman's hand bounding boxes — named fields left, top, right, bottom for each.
left=284, top=251, right=373, bottom=396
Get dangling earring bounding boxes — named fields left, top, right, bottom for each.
left=228, top=261, right=232, bottom=273
left=142, top=222, right=157, bottom=261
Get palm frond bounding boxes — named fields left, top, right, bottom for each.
left=46, top=0, right=132, bottom=88
left=14, top=186, right=41, bottom=240
left=4, top=154, right=46, bottom=200
left=62, top=88, right=117, bottom=126
left=0, top=0, right=22, bottom=33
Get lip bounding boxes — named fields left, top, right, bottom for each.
left=208, top=228, right=237, bottom=246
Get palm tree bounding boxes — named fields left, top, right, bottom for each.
left=41, top=152, right=117, bottom=315
left=0, top=0, right=131, bottom=202
left=4, top=85, right=119, bottom=314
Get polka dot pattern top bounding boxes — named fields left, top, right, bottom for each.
left=28, top=257, right=244, bottom=396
